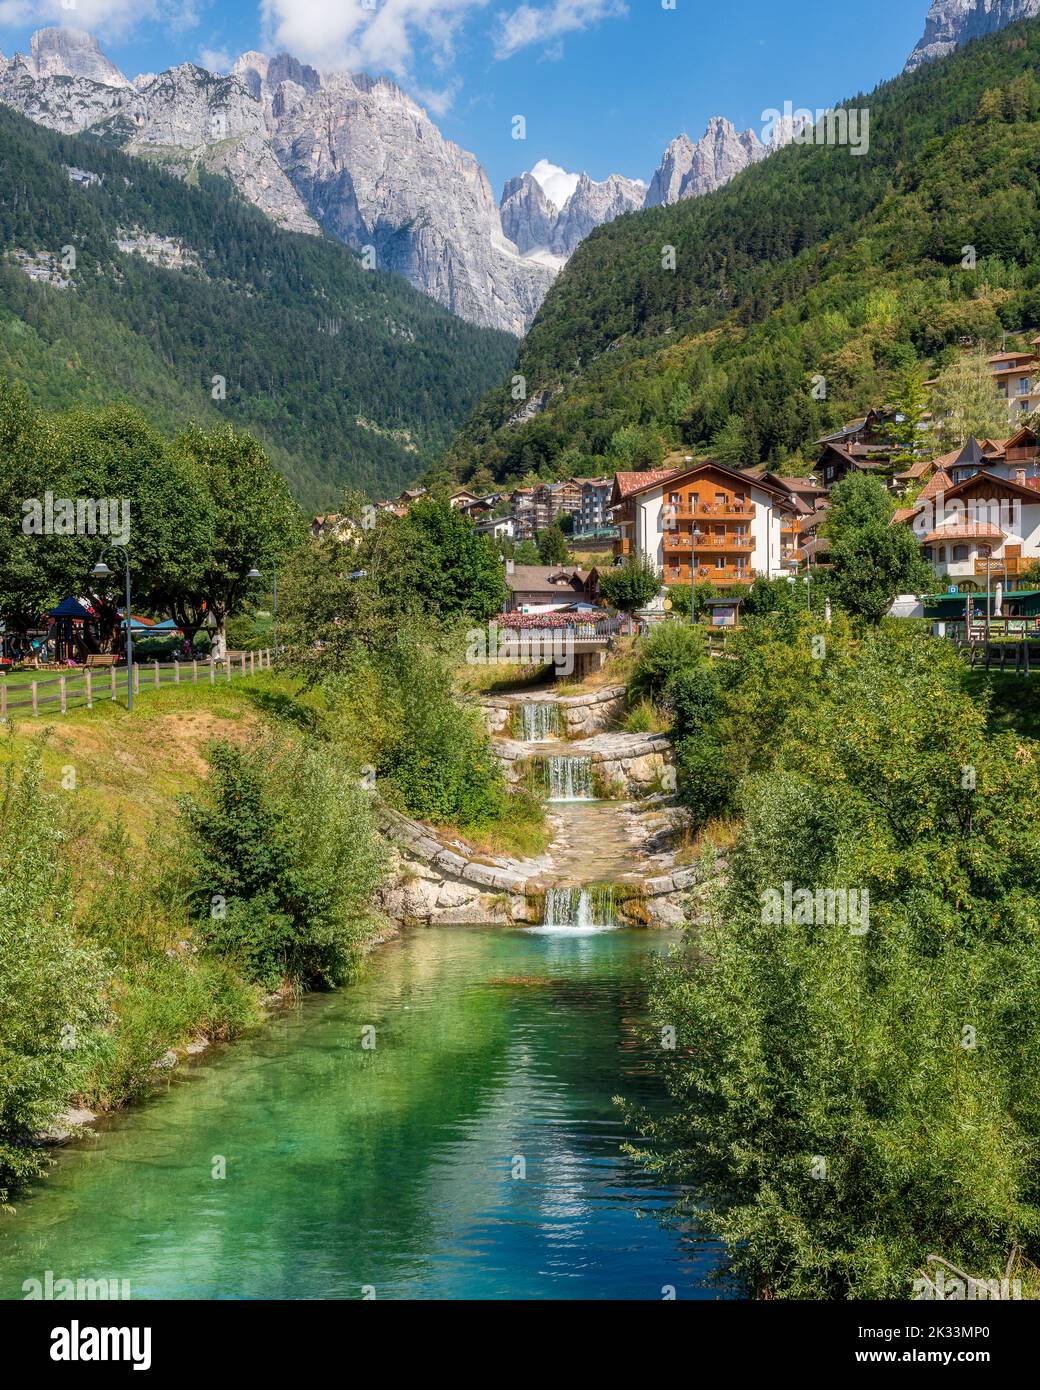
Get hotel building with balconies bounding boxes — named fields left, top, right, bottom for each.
left=610, top=461, right=797, bottom=585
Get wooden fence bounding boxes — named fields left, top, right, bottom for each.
left=0, top=649, right=273, bottom=723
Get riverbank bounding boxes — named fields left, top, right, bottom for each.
left=1, top=653, right=699, bottom=1207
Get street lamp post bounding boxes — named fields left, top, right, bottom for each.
left=247, top=564, right=278, bottom=656
left=690, top=526, right=703, bottom=624
left=91, top=545, right=133, bottom=712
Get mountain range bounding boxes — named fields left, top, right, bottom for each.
left=0, top=97, right=517, bottom=510
left=0, top=27, right=828, bottom=336
left=907, top=0, right=1040, bottom=70
left=444, top=12, right=1040, bottom=490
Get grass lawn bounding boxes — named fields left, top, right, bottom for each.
left=0, top=670, right=307, bottom=851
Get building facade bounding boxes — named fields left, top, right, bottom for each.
left=611, top=462, right=795, bottom=585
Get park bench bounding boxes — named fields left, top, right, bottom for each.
left=85, top=653, right=118, bottom=669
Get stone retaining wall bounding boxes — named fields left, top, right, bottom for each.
left=374, top=801, right=694, bottom=928
left=494, top=730, right=674, bottom=798
left=478, top=685, right=627, bottom=738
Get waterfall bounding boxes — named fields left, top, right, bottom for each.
left=545, top=755, right=593, bottom=801
left=538, top=885, right=618, bottom=932
left=517, top=702, right=561, bottom=742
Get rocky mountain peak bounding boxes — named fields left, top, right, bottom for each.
left=500, top=165, right=644, bottom=261
left=29, top=26, right=130, bottom=88
left=644, top=117, right=767, bottom=208
left=906, top=0, right=1040, bottom=72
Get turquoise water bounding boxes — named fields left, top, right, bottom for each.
left=0, top=926, right=721, bottom=1300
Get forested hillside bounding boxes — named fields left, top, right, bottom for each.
left=0, top=104, right=517, bottom=510
left=443, top=18, right=1040, bottom=487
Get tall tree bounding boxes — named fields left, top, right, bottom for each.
left=537, top=523, right=570, bottom=566
left=166, top=425, right=301, bottom=645
left=930, top=352, right=1009, bottom=449
left=830, top=523, right=933, bottom=629
left=889, top=365, right=930, bottom=465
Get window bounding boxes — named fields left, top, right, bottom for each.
left=715, top=556, right=725, bottom=570
left=953, top=544, right=969, bottom=563
left=1019, top=378, right=1031, bottom=395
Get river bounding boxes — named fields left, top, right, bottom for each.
left=0, top=925, right=722, bottom=1300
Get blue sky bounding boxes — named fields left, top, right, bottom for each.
left=0, top=1, right=927, bottom=195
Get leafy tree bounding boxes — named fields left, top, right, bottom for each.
left=166, top=425, right=301, bottom=645
left=181, top=735, right=387, bottom=989
left=930, top=352, right=1010, bottom=450
left=599, top=556, right=662, bottom=616
left=632, top=627, right=1040, bottom=1298
left=830, top=523, right=933, bottom=628
left=824, top=473, right=893, bottom=542
left=394, top=498, right=507, bottom=623
left=0, top=389, right=211, bottom=643
left=514, top=540, right=540, bottom=565
left=537, top=523, right=569, bottom=566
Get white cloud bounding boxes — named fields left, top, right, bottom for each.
left=260, top=0, right=487, bottom=81
left=0, top=0, right=153, bottom=33
left=0, top=0, right=201, bottom=37
left=529, top=157, right=578, bottom=208
left=199, top=45, right=235, bottom=73
left=494, top=0, right=626, bottom=60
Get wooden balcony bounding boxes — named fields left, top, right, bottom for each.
left=665, top=535, right=754, bottom=553
left=667, top=563, right=754, bottom=584
left=665, top=504, right=755, bottom=521
left=975, top=556, right=1026, bottom=576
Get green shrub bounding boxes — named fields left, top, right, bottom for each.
left=674, top=733, right=733, bottom=827
left=83, top=955, right=257, bottom=1107
left=0, top=741, right=109, bottom=1208
left=375, top=636, right=507, bottom=828
left=629, top=620, right=705, bottom=706
left=181, top=735, right=387, bottom=989
left=668, top=664, right=720, bottom=742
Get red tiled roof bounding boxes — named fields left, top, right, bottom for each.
left=918, top=523, right=1005, bottom=543
left=919, top=468, right=954, bottom=501
left=613, top=468, right=682, bottom=499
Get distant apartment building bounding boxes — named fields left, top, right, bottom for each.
left=987, top=345, right=1040, bottom=420
left=510, top=487, right=536, bottom=540
left=924, top=339, right=1040, bottom=428
left=530, top=480, right=581, bottom=531
left=575, top=477, right=613, bottom=534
